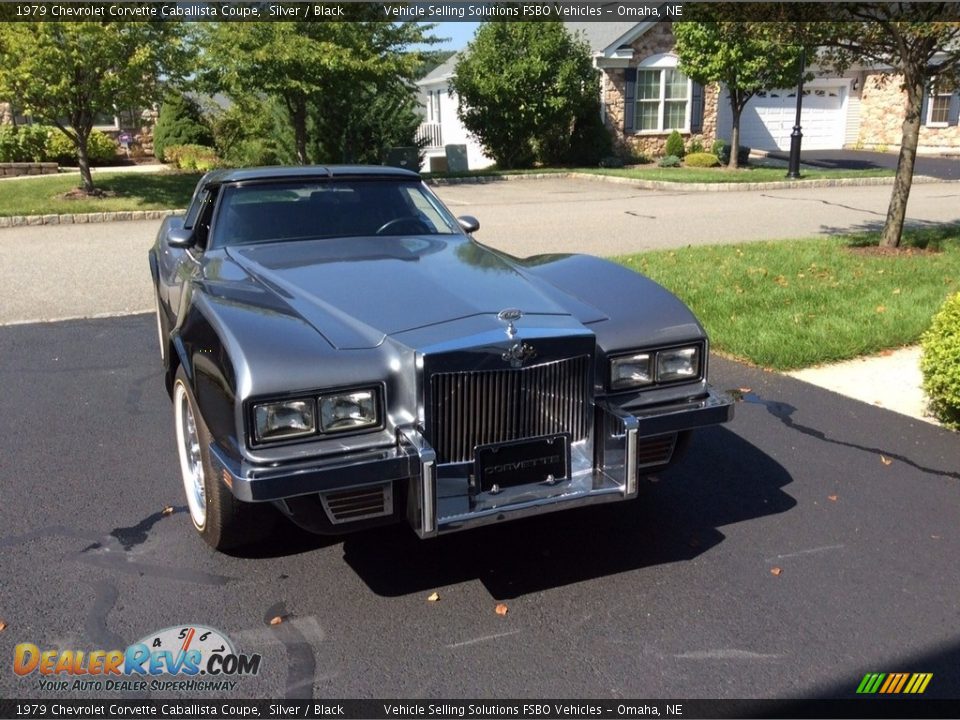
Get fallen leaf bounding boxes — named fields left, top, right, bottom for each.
left=770, top=567, right=783, bottom=577
left=880, top=455, right=893, bottom=466
left=875, top=305, right=886, bottom=313
left=427, top=592, right=440, bottom=602
left=892, top=288, right=901, bottom=295
left=269, top=616, right=284, bottom=626
left=738, top=387, right=752, bottom=394
left=0, top=620, right=7, bottom=632
left=494, top=603, right=509, bottom=616
left=879, top=349, right=894, bottom=357
left=828, top=495, right=838, bottom=502
left=161, top=506, right=174, bottom=516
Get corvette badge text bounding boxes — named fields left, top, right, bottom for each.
left=13, top=625, right=261, bottom=693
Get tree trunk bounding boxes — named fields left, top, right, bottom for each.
left=880, top=73, right=924, bottom=249
left=728, top=102, right=742, bottom=169
left=76, top=132, right=94, bottom=193
left=289, top=99, right=309, bottom=165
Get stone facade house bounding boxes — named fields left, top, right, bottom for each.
left=574, top=21, right=960, bottom=157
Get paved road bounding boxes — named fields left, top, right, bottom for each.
left=764, top=149, right=960, bottom=181
left=1, top=179, right=958, bottom=325
left=1, top=315, right=958, bottom=700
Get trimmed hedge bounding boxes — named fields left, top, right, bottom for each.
left=165, top=144, right=221, bottom=172
left=920, top=292, right=960, bottom=429
left=684, top=152, right=720, bottom=168
left=0, top=125, right=117, bottom=164
left=45, top=129, right=118, bottom=165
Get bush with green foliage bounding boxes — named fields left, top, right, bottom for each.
left=566, top=102, right=614, bottom=166
left=921, top=292, right=960, bottom=428
left=212, top=99, right=294, bottom=168
left=0, top=124, right=48, bottom=162
left=165, top=144, right=221, bottom=171
left=153, top=92, right=214, bottom=163
left=684, top=152, right=720, bottom=168
left=713, top=139, right=751, bottom=166
left=45, top=129, right=117, bottom=165
left=451, top=22, right=597, bottom=169
left=665, top=130, right=685, bottom=158
left=658, top=154, right=682, bottom=168
left=687, top=138, right=704, bottom=154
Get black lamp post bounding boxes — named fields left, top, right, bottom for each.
left=786, top=47, right=806, bottom=179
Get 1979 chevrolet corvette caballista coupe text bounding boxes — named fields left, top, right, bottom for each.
left=149, top=165, right=733, bottom=550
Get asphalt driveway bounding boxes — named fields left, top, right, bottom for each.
left=0, top=315, right=958, bottom=700
left=764, top=149, right=960, bottom=181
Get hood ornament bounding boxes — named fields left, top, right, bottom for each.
left=497, top=308, right=523, bottom=339
left=502, top=342, right=537, bottom=368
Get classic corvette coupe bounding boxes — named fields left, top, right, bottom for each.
left=149, top=165, right=733, bottom=550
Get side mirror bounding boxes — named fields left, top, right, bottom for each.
left=457, top=215, right=480, bottom=234
left=164, top=218, right=195, bottom=248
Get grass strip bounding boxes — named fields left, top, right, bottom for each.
left=615, top=226, right=960, bottom=370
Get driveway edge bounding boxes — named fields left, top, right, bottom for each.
left=0, top=173, right=952, bottom=227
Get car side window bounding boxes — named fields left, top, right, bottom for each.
left=192, top=189, right=219, bottom=250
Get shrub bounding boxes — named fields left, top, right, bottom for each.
left=665, top=130, right=685, bottom=158
left=713, top=139, right=751, bottom=166
left=687, top=138, right=704, bottom=154
left=0, top=125, right=48, bottom=162
left=566, top=102, right=614, bottom=166
left=920, top=292, right=960, bottom=429
left=599, top=156, right=625, bottom=168
left=45, top=129, right=117, bottom=165
left=165, top=144, right=221, bottom=171
left=684, top=152, right=720, bottom=168
left=658, top=154, right=682, bottom=168
left=153, top=92, right=214, bottom=163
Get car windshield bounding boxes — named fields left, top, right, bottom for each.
left=211, top=178, right=461, bottom=247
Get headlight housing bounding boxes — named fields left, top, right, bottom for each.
left=609, top=345, right=701, bottom=390
left=250, top=386, right=381, bottom=444
left=253, top=399, right=316, bottom=443
left=319, top=389, right=379, bottom=433
left=610, top=353, right=653, bottom=390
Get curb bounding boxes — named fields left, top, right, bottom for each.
left=0, top=208, right=183, bottom=228
left=427, top=171, right=949, bottom=191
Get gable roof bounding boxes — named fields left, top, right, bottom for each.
left=417, top=53, right=460, bottom=86
left=564, top=21, right=640, bottom=54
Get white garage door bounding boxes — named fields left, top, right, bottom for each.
left=719, top=85, right=846, bottom=151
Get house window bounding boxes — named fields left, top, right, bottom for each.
left=636, top=68, right=690, bottom=132
left=927, top=81, right=953, bottom=126
left=428, top=90, right=441, bottom=124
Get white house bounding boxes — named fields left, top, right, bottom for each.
left=415, top=54, right=494, bottom=173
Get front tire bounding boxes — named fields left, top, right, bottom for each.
left=172, top=367, right=275, bottom=550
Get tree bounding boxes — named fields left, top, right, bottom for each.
left=816, top=5, right=960, bottom=248
left=200, top=18, right=436, bottom=165
left=450, top=22, right=598, bottom=169
left=673, top=18, right=813, bottom=169
left=153, top=91, right=214, bottom=162
left=0, top=22, right=193, bottom=192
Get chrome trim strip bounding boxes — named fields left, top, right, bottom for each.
left=398, top=426, right=438, bottom=538
left=626, top=425, right=638, bottom=496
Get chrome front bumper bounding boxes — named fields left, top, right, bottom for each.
left=211, top=388, right=733, bottom=536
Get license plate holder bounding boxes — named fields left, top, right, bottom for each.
left=475, top=434, right=570, bottom=492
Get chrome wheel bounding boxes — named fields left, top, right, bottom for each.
left=174, top=381, right=207, bottom=529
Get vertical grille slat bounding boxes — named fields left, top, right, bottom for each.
left=429, top=356, right=590, bottom=464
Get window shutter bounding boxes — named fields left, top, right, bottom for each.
left=920, top=84, right=929, bottom=126
left=691, top=81, right=704, bottom=134
left=624, top=68, right=637, bottom=132
left=949, top=91, right=959, bottom=127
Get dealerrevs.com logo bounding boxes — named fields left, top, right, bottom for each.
left=13, top=625, right=261, bottom=693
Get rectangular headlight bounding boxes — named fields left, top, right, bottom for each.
left=253, top=399, right=316, bottom=442
left=610, top=353, right=653, bottom=390
left=319, top=389, right=379, bottom=433
left=657, top=346, right=700, bottom=382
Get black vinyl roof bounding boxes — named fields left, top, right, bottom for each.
left=200, top=164, right=420, bottom=186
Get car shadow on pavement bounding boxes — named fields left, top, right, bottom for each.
left=336, top=426, right=796, bottom=600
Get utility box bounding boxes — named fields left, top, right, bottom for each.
left=445, top=145, right=469, bottom=173
left=384, top=147, right=419, bottom=170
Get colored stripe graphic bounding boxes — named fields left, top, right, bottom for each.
left=857, top=672, right=932, bottom=694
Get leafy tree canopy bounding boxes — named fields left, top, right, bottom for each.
left=450, top=22, right=598, bottom=169
left=0, top=22, right=193, bottom=191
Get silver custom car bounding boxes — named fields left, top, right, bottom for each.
left=149, top=165, right=733, bottom=550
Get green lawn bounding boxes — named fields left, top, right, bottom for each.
left=615, top=226, right=960, bottom=370
left=0, top=171, right=200, bottom=216
left=584, top=165, right=895, bottom=184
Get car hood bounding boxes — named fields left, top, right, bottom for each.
left=224, top=236, right=605, bottom=349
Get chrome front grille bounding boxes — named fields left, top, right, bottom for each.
left=429, top=355, right=591, bottom=464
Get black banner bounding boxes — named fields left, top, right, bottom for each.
left=3, top=699, right=960, bottom=720
left=0, top=2, right=959, bottom=23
